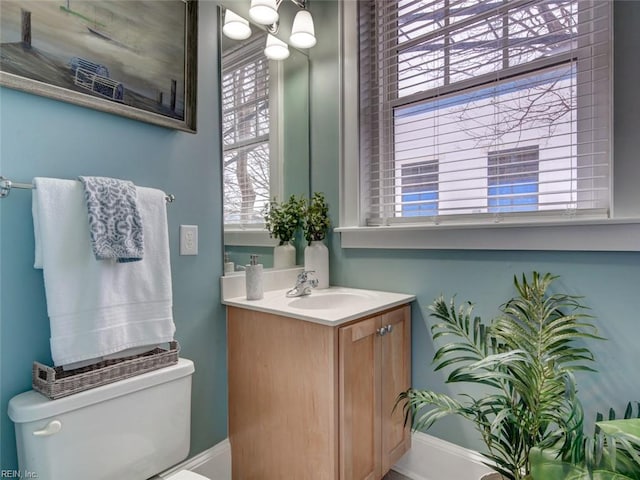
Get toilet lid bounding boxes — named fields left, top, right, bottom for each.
left=165, top=470, right=210, bottom=480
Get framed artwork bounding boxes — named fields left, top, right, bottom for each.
left=0, top=0, right=197, bottom=132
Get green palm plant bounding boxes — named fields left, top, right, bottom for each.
left=397, top=272, right=604, bottom=480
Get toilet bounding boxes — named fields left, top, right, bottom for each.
left=8, top=358, right=210, bottom=480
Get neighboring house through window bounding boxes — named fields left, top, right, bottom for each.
left=399, top=160, right=439, bottom=217
left=488, top=146, right=539, bottom=214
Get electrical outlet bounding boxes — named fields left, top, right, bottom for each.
left=180, top=225, right=198, bottom=255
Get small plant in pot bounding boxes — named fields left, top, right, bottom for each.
left=303, top=192, right=331, bottom=245
left=263, top=195, right=305, bottom=269
left=397, top=272, right=604, bottom=480
left=302, top=192, right=331, bottom=288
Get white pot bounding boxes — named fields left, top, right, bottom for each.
left=304, top=240, right=329, bottom=289
left=273, top=242, right=296, bottom=269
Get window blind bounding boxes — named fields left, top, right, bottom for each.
left=222, top=37, right=271, bottom=225
left=359, top=0, right=612, bottom=226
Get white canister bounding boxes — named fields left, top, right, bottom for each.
left=304, top=241, right=329, bottom=289
left=273, top=242, right=296, bottom=269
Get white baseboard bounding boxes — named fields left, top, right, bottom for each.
left=393, top=432, right=494, bottom=480
left=163, top=433, right=494, bottom=480
left=160, top=439, right=231, bottom=479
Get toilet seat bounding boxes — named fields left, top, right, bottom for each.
left=165, top=470, right=210, bottom=480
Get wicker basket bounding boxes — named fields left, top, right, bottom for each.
left=32, top=341, right=179, bottom=400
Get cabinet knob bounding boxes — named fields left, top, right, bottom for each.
left=377, top=325, right=394, bottom=336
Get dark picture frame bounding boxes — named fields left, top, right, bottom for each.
left=0, top=0, right=198, bottom=132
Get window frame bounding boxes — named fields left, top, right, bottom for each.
left=338, top=0, right=640, bottom=252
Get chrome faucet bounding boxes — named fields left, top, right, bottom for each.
left=286, top=270, right=319, bottom=297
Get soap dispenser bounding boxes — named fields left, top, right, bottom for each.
left=224, top=252, right=235, bottom=274
left=245, top=254, right=264, bottom=300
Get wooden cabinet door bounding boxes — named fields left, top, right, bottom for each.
left=339, top=306, right=411, bottom=480
left=339, top=315, right=382, bottom=480
left=228, top=307, right=338, bottom=480
left=380, top=305, right=411, bottom=474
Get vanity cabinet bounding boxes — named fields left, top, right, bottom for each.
left=227, top=303, right=411, bottom=480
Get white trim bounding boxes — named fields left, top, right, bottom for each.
left=223, top=229, right=278, bottom=247
left=159, top=439, right=231, bottom=479
left=338, top=218, right=640, bottom=251
left=269, top=58, right=285, bottom=203
left=392, top=432, right=494, bottom=480
left=339, top=0, right=361, bottom=228
left=159, top=433, right=494, bottom=480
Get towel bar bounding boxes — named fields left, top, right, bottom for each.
left=0, top=176, right=175, bottom=203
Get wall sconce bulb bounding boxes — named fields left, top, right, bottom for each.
left=289, top=9, right=316, bottom=49
left=223, top=10, right=252, bottom=41
left=264, top=34, right=290, bottom=60
left=250, top=0, right=280, bottom=26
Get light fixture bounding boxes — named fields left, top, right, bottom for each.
left=233, top=0, right=316, bottom=61
left=289, top=9, right=316, bottom=49
left=223, top=10, right=252, bottom=40
left=249, top=0, right=279, bottom=26
left=264, top=34, right=290, bottom=60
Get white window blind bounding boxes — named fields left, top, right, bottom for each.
left=359, top=0, right=612, bottom=226
left=222, top=37, right=271, bottom=225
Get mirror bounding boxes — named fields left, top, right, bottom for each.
left=217, top=5, right=310, bottom=274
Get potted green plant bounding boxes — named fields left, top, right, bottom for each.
left=397, top=272, right=604, bottom=480
left=302, top=192, right=331, bottom=288
left=263, top=195, right=305, bottom=269
left=529, top=403, right=640, bottom=480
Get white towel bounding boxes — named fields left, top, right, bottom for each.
left=32, top=177, right=175, bottom=367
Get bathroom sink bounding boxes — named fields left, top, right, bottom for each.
left=287, top=291, right=374, bottom=310
left=223, top=285, right=415, bottom=326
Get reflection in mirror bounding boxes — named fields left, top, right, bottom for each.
left=219, top=7, right=310, bottom=274
left=222, top=31, right=271, bottom=226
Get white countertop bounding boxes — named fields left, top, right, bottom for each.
left=222, top=286, right=415, bottom=326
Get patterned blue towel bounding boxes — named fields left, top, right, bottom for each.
left=78, top=176, right=144, bottom=263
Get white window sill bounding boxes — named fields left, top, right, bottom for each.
left=224, top=228, right=277, bottom=247
left=336, top=219, right=640, bottom=252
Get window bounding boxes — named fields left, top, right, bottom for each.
left=222, top=37, right=271, bottom=226
left=399, top=161, right=439, bottom=216
left=488, top=146, right=539, bottom=213
left=358, top=0, right=612, bottom=226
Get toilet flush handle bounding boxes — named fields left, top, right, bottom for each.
left=33, top=420, right=62, bottom=436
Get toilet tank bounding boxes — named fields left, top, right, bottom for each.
left=8, top=358, right=195, bottom=480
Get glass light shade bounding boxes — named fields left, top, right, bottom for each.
left=223, top=10, right=251, bottom=40
left=249, top=0, right=279, bottom=25
left=264, top=34, right=289, bottom=60
left=289, top=10, right=316, bottom=49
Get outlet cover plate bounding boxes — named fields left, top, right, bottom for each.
left=180, top=225, right=198, bottom=255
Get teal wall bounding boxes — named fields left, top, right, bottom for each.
left=0, top=1, right=226, bottom=470
left=309, top=0, right=640, bottom=450
left=2, top=0, right=639, bottom=471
